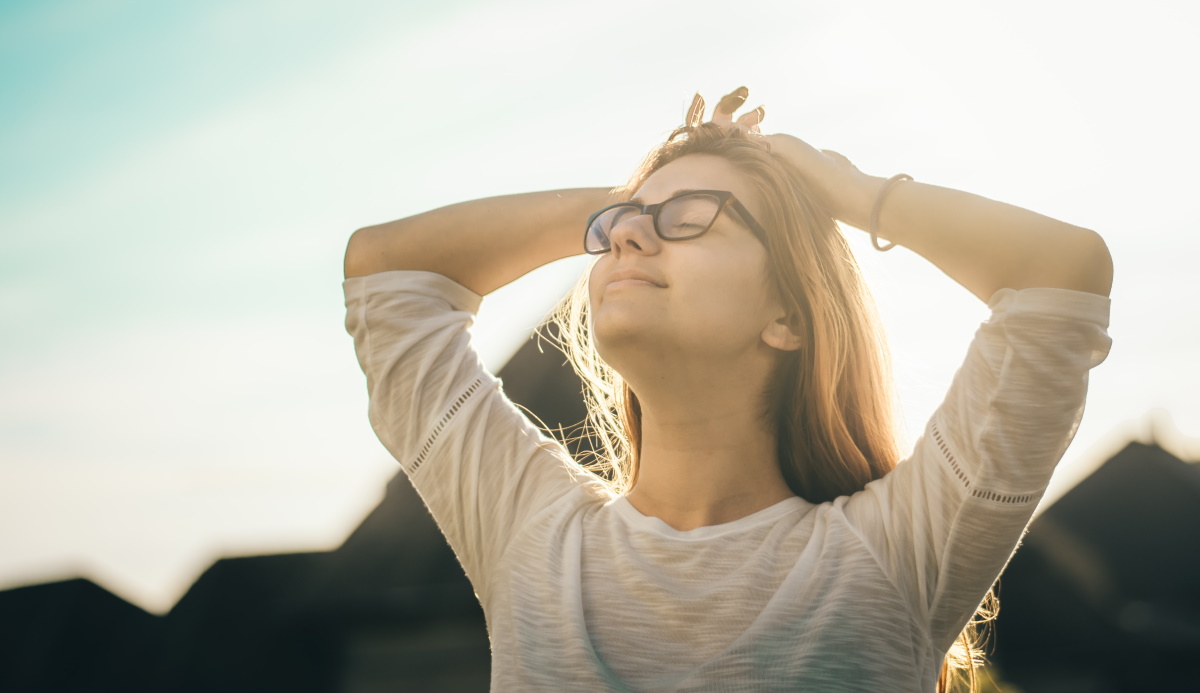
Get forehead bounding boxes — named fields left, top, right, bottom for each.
left=632, top=154, right=760, bottom=209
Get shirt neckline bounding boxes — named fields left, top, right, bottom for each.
left=610, top=494, right=809, bottom=540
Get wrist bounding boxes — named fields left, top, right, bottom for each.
left=832, top=173, right=887, bottom=230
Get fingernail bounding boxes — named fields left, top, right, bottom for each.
left=687, top=93, right=705, bottom=125
left=756, top=105, right=766, bottom=120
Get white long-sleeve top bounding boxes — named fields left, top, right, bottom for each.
left=344, top=270, right=1112, bottom=692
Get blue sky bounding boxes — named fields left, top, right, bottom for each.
left=0, top=0, right=450, bottom=203
left=2, top=0, right=1198, bottom=612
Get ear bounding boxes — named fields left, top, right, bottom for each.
left=761, top=312, right=804, bottom=352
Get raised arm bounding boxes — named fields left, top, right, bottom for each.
left=344, top=187, right=615, bottom=295
left=707, top=87, right=1114, bottom=302
left=767, top=132, right=1114, bottom=302
left=834, top=173, right=1114, bottom=301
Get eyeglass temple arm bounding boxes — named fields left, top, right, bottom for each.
left=728, top=198, right=769, bottom=243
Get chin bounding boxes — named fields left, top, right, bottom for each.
left=592, top=318, right=648, bottom=365
left=592, top=317, right=637, bottom=351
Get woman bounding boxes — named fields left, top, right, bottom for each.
left=343, top=87, right=1113, bottom=692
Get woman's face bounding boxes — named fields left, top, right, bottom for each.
left=587, top=153, right=790, bottom=373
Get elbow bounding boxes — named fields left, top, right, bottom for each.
left=1009, top=226, right=1114, bottom=298
left=1073, top=228, right=1114, bottom=298
left=344, top=226, right=378, bottom=280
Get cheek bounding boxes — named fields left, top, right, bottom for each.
left=708, top=278, right=768, bottom=324
left=703, top=251, right=772, bottom=303
left=673, top=261, right=774, bottom=337
left=725, top=268, right=781, bottom=335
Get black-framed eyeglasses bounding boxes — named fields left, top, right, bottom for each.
left=584, top=189, right=769, bottom=255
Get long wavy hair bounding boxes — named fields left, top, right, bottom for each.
left=544, top=123, right=997, bottom=692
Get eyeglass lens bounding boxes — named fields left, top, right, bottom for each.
left=585, top=193, right=723, bottom=253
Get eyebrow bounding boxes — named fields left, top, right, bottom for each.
left=628, top=188, right=703, bottom=205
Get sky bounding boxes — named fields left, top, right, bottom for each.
left=1, top=0, right=1198, bottom=614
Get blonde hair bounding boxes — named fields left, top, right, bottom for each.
left=544, top=123, right=996, bottom=692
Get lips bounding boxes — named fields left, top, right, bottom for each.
left=605, top=268, right=666, bottom=288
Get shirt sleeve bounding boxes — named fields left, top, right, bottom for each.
left=344, top=270, right=595, bottom=601
left=839, top=286, right=1112, bottom=653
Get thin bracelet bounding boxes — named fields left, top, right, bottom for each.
left=869, top=173, right=912, bottom=251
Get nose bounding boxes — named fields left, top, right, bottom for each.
left=607, top=211, right=660, bottom=256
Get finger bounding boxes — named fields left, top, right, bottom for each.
left=819, top=148, right=858, bottom=169
left=735, top=105, right=765, bottom=130
left=685, top=92, right=705, bottom=127
left=712, top=86, right=749, bottom=122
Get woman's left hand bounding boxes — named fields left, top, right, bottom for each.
left=690, top=87, right=882, bottom=226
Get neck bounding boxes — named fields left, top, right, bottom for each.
left=621, top=367, right=796, bottom=532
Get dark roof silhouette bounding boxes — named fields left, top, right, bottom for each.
left=992, top=441, right=1200, bottom=690
left=0, top=578, right=159, bottom=693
